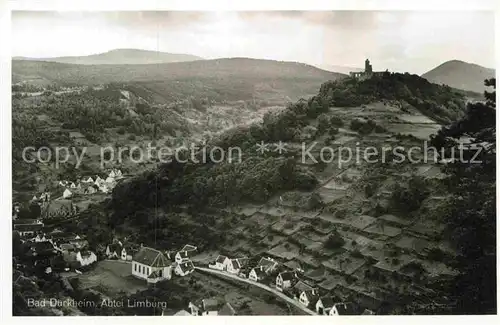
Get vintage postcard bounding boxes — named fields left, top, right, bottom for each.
left=5, top=1, right=497, bottom=320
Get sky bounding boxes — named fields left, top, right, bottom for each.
left=11, top=11, right=495, bottom=74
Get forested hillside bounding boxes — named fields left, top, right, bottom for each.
left=12, top=58, right=345, bottom=103
left=110, top=71, right=468, bottom=217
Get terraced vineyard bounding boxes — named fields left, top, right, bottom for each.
left=141, top=101, right=459, bottom=313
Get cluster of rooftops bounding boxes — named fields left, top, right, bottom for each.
left=208, top=254, right=372, bottom=315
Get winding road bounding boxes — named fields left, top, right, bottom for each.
left=195, top=266, right=317, bottom=315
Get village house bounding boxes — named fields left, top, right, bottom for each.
left=257, top=257, right=278, bottom=274
left=188, top=298, right=223, bottom=316
left=225, top=258, right=249, bottom=274
left=105, top=240, right=123, bottom=259
left=121, top=245, right=136, bottom=261
left=218, top=302, right=236, bottom=316
left=316, top=296, right=335, bottom=315
left=105, top=176, right=116, bottom=185
left=293, top=280, right=319, bottom=302
left=63, top=189, right=73, bottom=199
left=299, top=288, right=320, bottom=309
left=62, top=248, right=96, bottom=269
left=48, top=232, right=80, bottom=247
left=175, top=260, right=195, bottom=277
left=58, top=180, right=69, bottom=187
left=59, top=243, right=76, bottom=253
left=69, top=238, right=89, bottom=250
left=14, top=223, right=44, bottom=238
left=83, top=184, right=98, bottom=195
left=248, top=266, right=266, bottom=282
left=175, top=244, right=198, bottom=263
left=132, top=247, right=172, bottom=282
left=82, top=177, right=94, bottom=184
left=114, top=169, right=123, bottom=178
left=76, top=250, right=97, bottom=267
left=181, top=244, right=198, bottom=252
left=329, top=302, right=358, bottom=316
left=98, top=183, right=111, bottom=194
left=13, top=219, right=44, bottom=226
left=276, top=271, right=297, bottom=291
left=33, top=233, right=49, bottom=243
left=210, top=255, right=229, bottom=270
left=94, top=176, right=104, bottom=186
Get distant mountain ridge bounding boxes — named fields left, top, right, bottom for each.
left=422, top=60, right=495, bottom=93
left=316, top=64, right=363, bottom=75
left=12, top=57, right=346, bottom=103
left=12, top=57, right=345, bottom=85
left=13, top=49, right=204, bottom=65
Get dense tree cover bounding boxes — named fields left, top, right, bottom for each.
left=12, top=85, right=191, bottom=143
left=431, top=79, right=496, bottom=314
left=12, top=113, right=70, bottom=179
left=324, top=230, right=346, bottom=249
left=350, top=117, right=386, bottom=135
left=111, top=155, right=317, bottom=214
left=107, top=72, right=472, bottom=252
left=12, top=83, right=45, bottom=93
left=13, top=58, right=344, bottom=104
left=12, top=83, right=69, bottom=93
left=318, top=72, right=467, bottom=123
left=390, top=176, right=430, bottom=213
left=109, top=91, right=330, bottom=220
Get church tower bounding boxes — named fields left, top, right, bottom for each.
left=364, top=59, right=373, bottom=74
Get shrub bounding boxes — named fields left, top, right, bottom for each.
left=330, top=116, right=344, bottom=127
left=307, top=192, right=324, bottom=210
left=317, top=113, right=331, bottom=134
left=391, top=176, right=430, bottom=212
left=324, top=231, right=345, bottom=249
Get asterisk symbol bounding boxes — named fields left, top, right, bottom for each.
left=274, top=141, right=287, bottom=154
left=256, top=141, right=270, bottom=154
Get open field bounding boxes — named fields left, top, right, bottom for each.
left=67, top=260, right=147, bottom=296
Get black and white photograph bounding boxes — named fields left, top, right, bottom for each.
left=4, top=1, right=497, bottom=318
